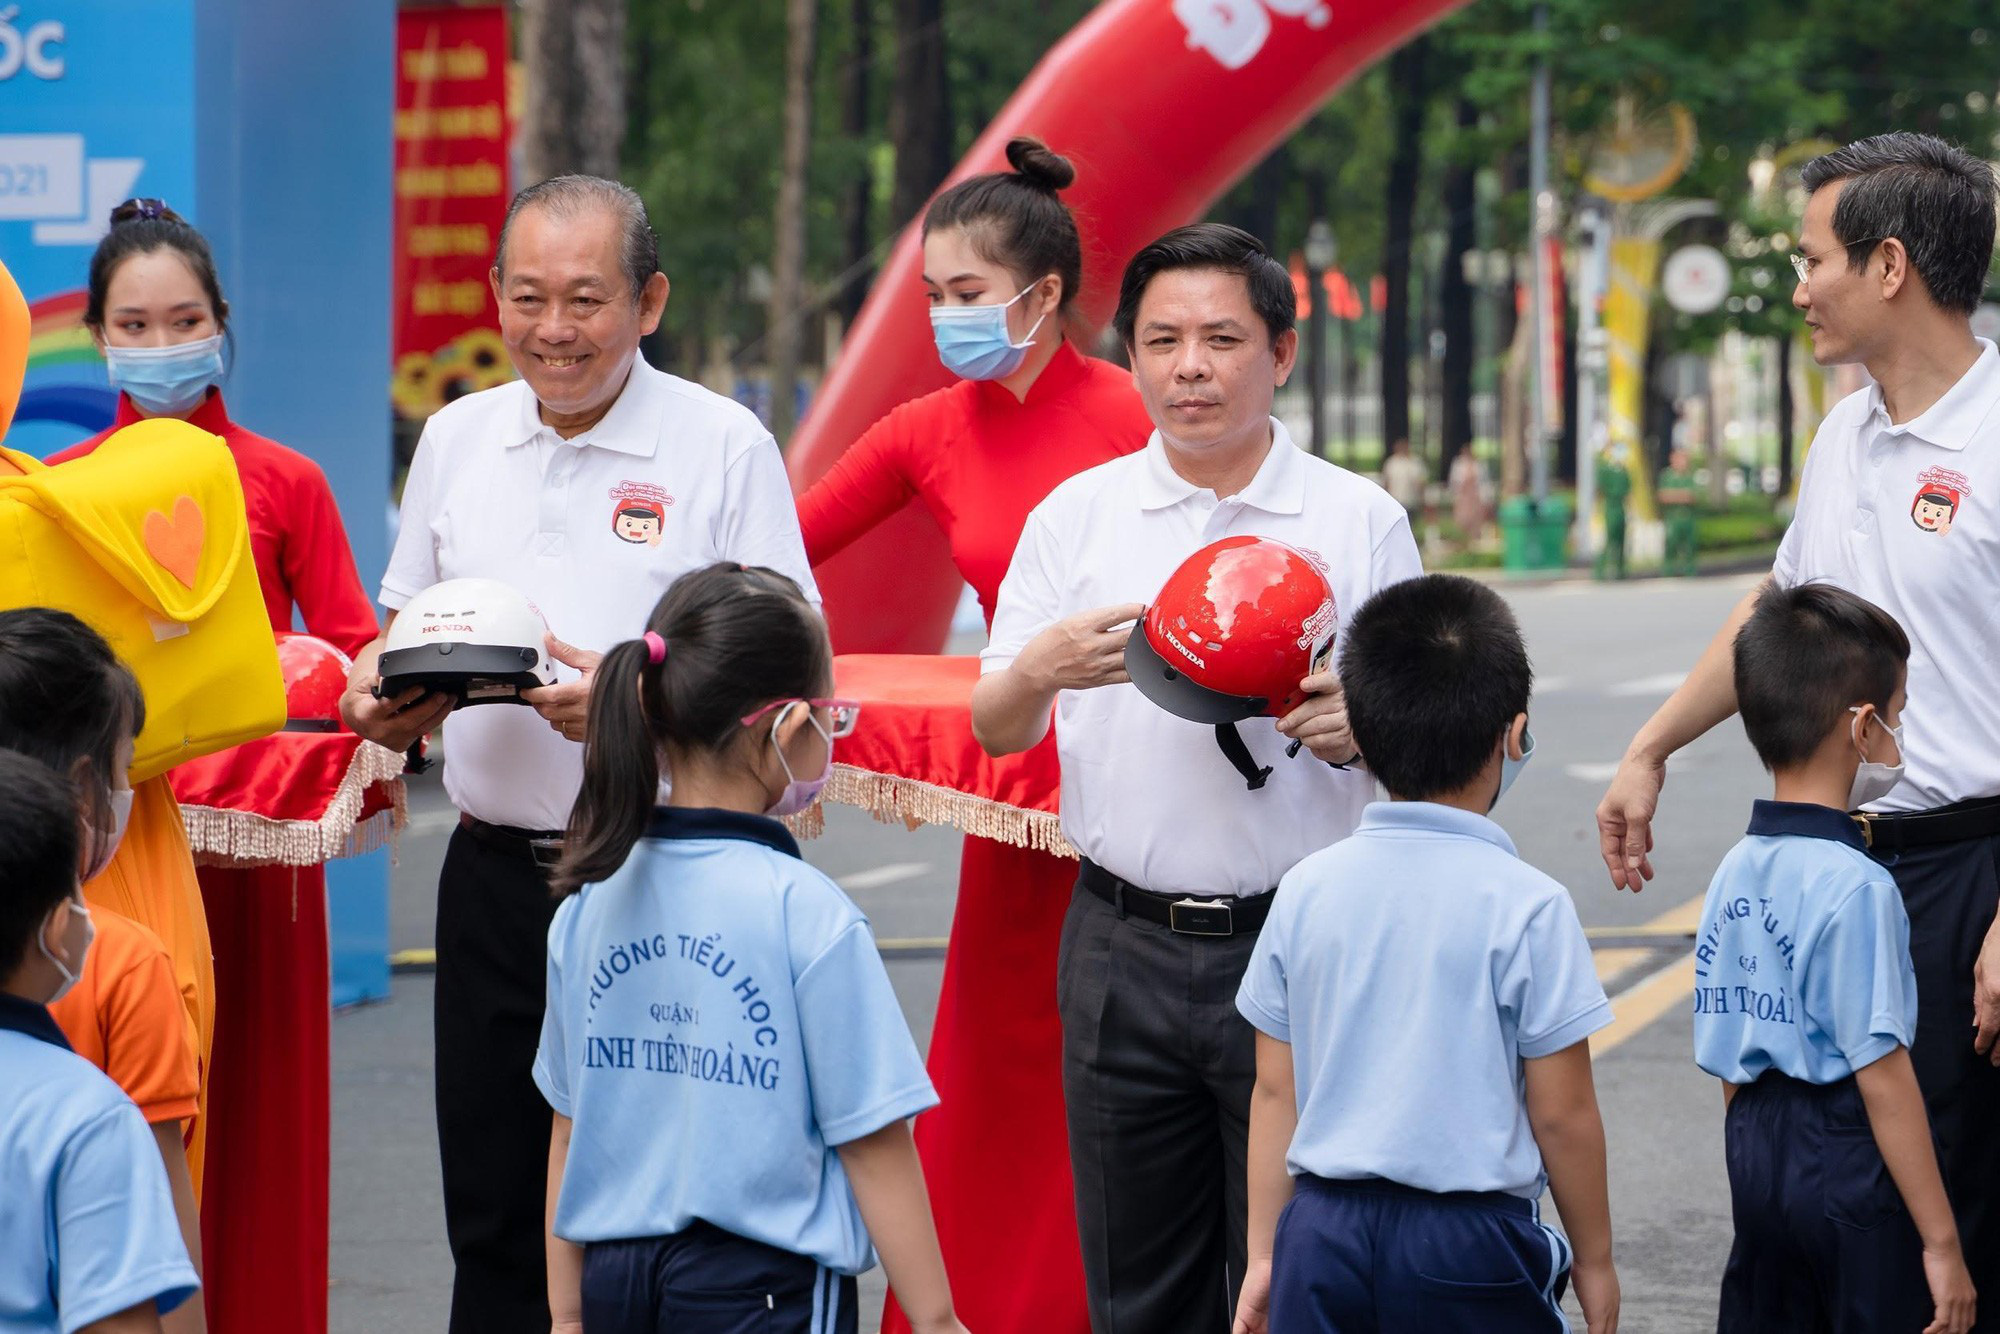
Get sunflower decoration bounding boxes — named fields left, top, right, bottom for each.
left=391, top=351, right=444, bottom=420
left=454, top=328, right=514, bottom=392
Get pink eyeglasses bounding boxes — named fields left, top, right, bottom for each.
left=740, top=697, right=862, bottom=738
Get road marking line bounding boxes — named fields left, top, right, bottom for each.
left=1592, top=947, right=1651, bottom=986
left=1594, top=954, right=1696, bottom=1056
left=1607, top=671, right=1689, bottom=697
left=403, top=809, right=459, bottom=836
left=837, top=862, right=933, bottom=892
left=1592, top=891, right=1705, bottom=1056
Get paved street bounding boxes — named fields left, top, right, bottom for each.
left=331, top=572, right=1767, bottom=1334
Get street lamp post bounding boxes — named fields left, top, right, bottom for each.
left=1305, top=219, right=1337, bottom=462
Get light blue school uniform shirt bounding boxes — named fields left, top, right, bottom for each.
left=1236, top=802, right=1613, bottom=1199
left=0, top=995, right=198, bottom=1334
left=1692, top=800, right=1918, bottom=1086
left=533, top=808, right=938, bottom=1275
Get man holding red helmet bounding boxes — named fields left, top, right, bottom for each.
left=973, top=223, right=1422, bottom=1333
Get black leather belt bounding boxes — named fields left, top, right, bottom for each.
left=1853, top=797, right=2000, bottom=854
left=1078, top=858, right=1274, bottom=938
left=459, top=813, right=565, bottom=868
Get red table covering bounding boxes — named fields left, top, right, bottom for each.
left=792, top=654, right=1075, bottom=858
left=170, top=732, right=407, bottom=868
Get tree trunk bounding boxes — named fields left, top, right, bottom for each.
left=1438, top=97, right=1476, bottom=473
left=768, top=0, right=820, bottom=445
left=521, top=0, right=629, bottom=183
left=1379, top=36, right=1429, bottom=456
left=833, top=0, right=876, bottom=329
left=888, top=0, right=951, bottom=233
left=1776, top=330, right=1795, bottom=496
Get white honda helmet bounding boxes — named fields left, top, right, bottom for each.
left=376, top=578, right=558, bottom=706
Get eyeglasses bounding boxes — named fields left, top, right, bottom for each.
left=1789, top=237, right=1885, bottom=285
left=740, top=697, right=862, bottom=738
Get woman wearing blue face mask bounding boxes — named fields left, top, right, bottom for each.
left=50, top=198, right=379, bottom=1334
left=796, top=137, right=1151, bottom=1334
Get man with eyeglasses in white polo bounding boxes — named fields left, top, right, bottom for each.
left=1598, top=132, right=2000, bottom=1294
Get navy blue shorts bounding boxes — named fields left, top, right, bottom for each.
left=580, top=1221, right=857, bottom=1334
left=1720, top=1071, right=1930, bottom=1333
left=1269, top=1176, right=1572, bottom=1333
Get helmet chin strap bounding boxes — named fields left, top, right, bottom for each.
left=1214, top=722, right=1273, bottom=791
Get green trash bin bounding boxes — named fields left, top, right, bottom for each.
left=1499, top=494, right=1574, bottom=572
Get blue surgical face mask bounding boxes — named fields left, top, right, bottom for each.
left=105, top=334, right=224, bottom=417
left=929, top=283, right=1049, bottom=381
left=1493, top=727, right=1535, bottom=810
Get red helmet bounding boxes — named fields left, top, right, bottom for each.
left=1126, top=536, right=1336, bottom=722
left=276, top=632, right=354, bottom=733
left=1125, top=536, right=1336, bottom=789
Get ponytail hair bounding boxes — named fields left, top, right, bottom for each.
left=553, top=564, right=830, bottom=896
left=923, top=135, right=1083, bottom=313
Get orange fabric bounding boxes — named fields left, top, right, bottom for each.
left=49, top=906, right=201, bottom=1129
left=81, top=775, right=214, bottom=1189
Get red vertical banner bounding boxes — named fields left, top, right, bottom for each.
left=391, top=6, right=512, bottom=423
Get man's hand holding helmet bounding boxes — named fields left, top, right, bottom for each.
left=520, top=634, right=604, bottom=742
left=340, top=650, right=456, bottom=752
left=1016, top=603, right=1148, bottom=694
left=1276, top=670, right=1360, bottom=767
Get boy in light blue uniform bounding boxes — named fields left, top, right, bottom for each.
left=0, top=750, right=199, bottom=1334
left=1233, top=574, right=1618, bottom=1334
left=1695, top=582, right=1973, bottom=1333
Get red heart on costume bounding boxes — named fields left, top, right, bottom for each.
left=143, top=495, right=205, bottom=589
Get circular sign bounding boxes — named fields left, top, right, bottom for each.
left=1662, top=244, right=1730, bottom=315
left=1972, top=303, right=2000, bottom=343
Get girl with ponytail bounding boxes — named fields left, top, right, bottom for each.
left=795, top=136, right=1147, bottom=1334
left=538, top=563, right=968, bottom=1334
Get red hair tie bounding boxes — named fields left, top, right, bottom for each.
left=643, top=631, right=667, bottom=665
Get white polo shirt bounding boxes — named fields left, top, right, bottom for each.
left=1774, top=340, right=2000, bottom=812
left=983, top=420, right=1422, bottom=896
left=383, top=357, right=819, bottom=830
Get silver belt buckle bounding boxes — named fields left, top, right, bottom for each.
left=528, top=836, right=565, bottom=869
left=1168, top=897, right=1234, bottom=937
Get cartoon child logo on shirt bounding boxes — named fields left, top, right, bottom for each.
left=609, top=482, right=675, bottom=547
left=1911, top=466, right=1971, bottom=536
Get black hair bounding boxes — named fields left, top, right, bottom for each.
left=553, top=564, right=830, bottom=896
left=924, top=136, right=1083, bottom=313
left=497, top=175, right=659, bottom=300
left=1734, top=583, right=1910, bottom=772
left=0, top=609, right=145, bottom=869
left=0, top=749, right=83, bottom=977
left=1800, top=133, right=1998, bottom=315
left=1338, top=575, right=1533, bottom=801
left=1113, top=222, right=1294, bottom=347
left=84, top=198, right=230, bottom=335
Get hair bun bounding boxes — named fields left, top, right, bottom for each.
left=108, top=198, right=188, bottom=228
left=1005, top=136, right=1075, bottom=192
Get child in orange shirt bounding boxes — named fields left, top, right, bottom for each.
left=0, top=608, right=206, bottom=1334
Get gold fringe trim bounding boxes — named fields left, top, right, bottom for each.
left=182, top=742, right=410, bottom=868
left=784, top=763, right=1076, bottom=858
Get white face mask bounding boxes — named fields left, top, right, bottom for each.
left=82, top=786, right=135, bottom=883
left=1848, top=707, right=1906, bottom=811
left=38, top=896, right=94, bottom=1004
left=765, top=705, right=833, bottom=818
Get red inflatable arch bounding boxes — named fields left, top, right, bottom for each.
left=789, top=0, right=1471, bottom=652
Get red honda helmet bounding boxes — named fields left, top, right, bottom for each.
left=1125, top=536, right=1337, bottom=789
left=276, top=632, right=354, bottom=733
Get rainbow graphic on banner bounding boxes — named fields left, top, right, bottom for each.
left=16, top=290, right=116, bottom=440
